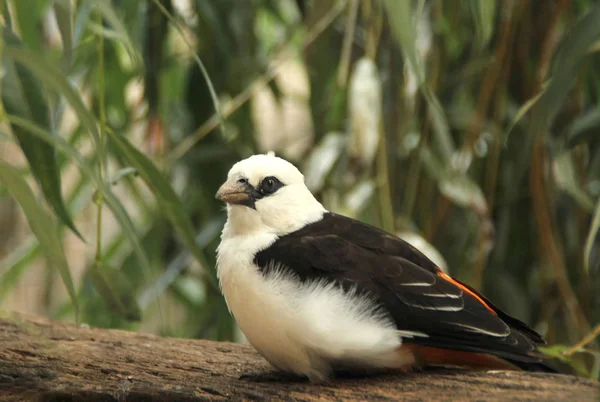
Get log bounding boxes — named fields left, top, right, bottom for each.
left=0, top=312, right=597, bottom=402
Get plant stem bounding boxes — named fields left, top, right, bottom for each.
left=95, top=10, right=107, bottom=263
left=337, top=0, right=359, bottom=87
left=0, top=0, right=5, bottom=124
left=563, top=324, right=600, bottom=357
left=531, top=139, right=591, bottom=338
left=377, top=125, right=395, bottom=234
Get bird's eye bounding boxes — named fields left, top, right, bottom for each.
left=260, top=176, right=282, bottom=195
left=237, top=178, right=248, bottom=184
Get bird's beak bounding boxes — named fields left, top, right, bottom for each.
left=215, top=180, right=254, bottom=207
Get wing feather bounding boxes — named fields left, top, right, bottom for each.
left=253, top=212, right=545, bottom=364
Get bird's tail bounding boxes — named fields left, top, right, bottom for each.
left=506, top=359, right=561, bottom=373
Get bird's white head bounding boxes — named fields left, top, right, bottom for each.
left=216, top=153, right=326, bottom=237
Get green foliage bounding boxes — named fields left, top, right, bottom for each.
left=0, top=0, right=599, bottom=378
left=106, top=128, right=218, bottom=289
left=539, top=345, right=591, bottom=376
left=53, top=0, right=73, bottom=69
left=586, top=201, right=600, bottom=275
left=89, top=261, right=141, bottom=322
left=0, top=161, right=78, bottom=320
left=2, top=29, right=82, bottom=239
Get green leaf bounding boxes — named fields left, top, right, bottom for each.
left=584, top=198, right=600, bottom=274
left=553, top=152, right=594, bottom=212
left=91, top=0, right=142, bottom=66
left=538, top=344, right=571, bottom=358
left=89, top=262, right=142, bottom=321
left=538, top=345, right=590, bottom=376
left=72, top=0, right=93, bottom=46
left=439, top=175, right=487, bottom=213
left=1, top=29, right=83, bottom=239
left=0, top=157, right=90, bottom=300
left=421, top=147, right=487, bottom=214
left=0, top=171, right=91, bottom=304
left=503, top=84, right=546, bottom=143
left=106, top=130, right=219, bottom=290
left=171, top=276, right=206, bottom=308
left=11, top=0, right=48, bottom=51
left=566, top=107, right=600, bottom=147
left=110, top=167, right=138, bottom=185
left=4, top=41, right=101, bottom=144
left=150, top=0, right=225, bottom=138
left=0, top=239, right=40, bottom=302
left=469, top=0, right=496, bottom=49
left=0, top=161, right=78, bottom=320
left=544, top=5, right=600, bottom=122
left=138, top=217, right=224, bottom=308
left=54, top=0, right=74, bottom=69
left=384, top=0, right=454, bottom=163
left=5, top=115, right=153, bottom=296
left=521, top=5, right=600, bottom=173
left=383, top=0, right=424, bottom=84
left=1, top=0, right=12, bottom=29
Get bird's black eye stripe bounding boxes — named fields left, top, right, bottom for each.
left=259, top=176, right=283, bottom=195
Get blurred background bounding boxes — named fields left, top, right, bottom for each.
left=0, top=0, right=599, bottom=378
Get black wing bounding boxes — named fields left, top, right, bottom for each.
left=254, top=213, right=546, bottom=366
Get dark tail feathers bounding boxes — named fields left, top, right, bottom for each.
left=507, top=359, right=561, bottom=373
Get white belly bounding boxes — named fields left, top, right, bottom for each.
left=217, top=236, right=413, bottom=381
left=221, top=267, right=317, bottom=376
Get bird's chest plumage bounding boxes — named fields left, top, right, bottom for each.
left=217, top=237, right=314, bottom=375
left=216, top=234, right=410, bottom=381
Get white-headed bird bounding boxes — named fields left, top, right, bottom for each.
left=216, top=153, right=553, bottom=382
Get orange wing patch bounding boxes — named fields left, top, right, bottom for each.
left=403, top=344, right=519, bottom=371
left=437, top=272, right=497, bottom=315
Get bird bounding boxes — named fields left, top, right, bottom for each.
left=215, top=153, right=554, bottom=382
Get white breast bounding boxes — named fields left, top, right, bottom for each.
left=216, top=233, right=415, bottom=381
